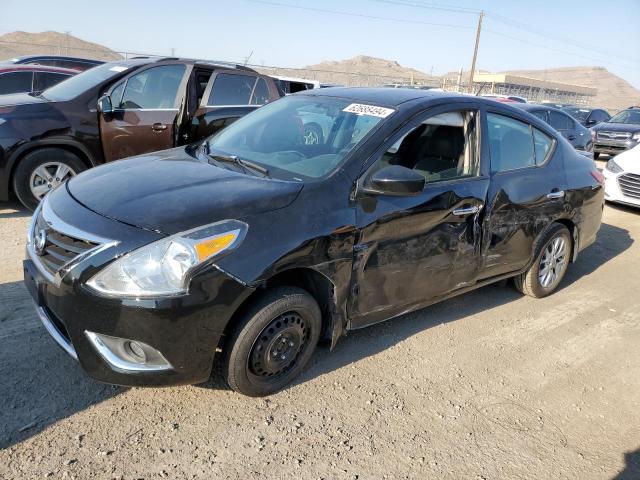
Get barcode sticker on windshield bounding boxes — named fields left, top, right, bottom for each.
left=109, top=66, right=128, bottom=72
left=343, top=103, right=395, bottom=118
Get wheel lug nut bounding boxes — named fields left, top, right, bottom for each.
left=280, top=355, right=286, bottom=360
left=289, top=341, right=294, bottom=347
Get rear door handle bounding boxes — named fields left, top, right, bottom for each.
left=152, top=123, right=168, bottom=132
left=546, top=190, right=565, bottom=199
left=452, top=205, right=482, bottom=216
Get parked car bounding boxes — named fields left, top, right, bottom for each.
left=603, top=144, right=640, bottom=207
left=591, top=107, right=640, bottom=159
left=561, top=106, right=611, bottom=127
left=24, top=88, right=604, bottom=396
left=1, top=55, right=103, bottom=71
left=0, top=64, right=77, bottom=95
left=512, top=103, right=593, bottom=152
left=0, top=57, right=282, bottom=209
left=481, top=93, right=527, bottom=103
left=272, top=76, right=319, bottom=94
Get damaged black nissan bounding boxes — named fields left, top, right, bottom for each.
left=23, top=88, right=604, bottom=396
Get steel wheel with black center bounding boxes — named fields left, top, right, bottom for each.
left=514, top=223, right=572, bottom=298
left=223, top=286, right=322, bottom=396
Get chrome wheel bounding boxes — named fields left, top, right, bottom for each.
left=538, top=236, right=567, bottom=289
left=29, top=162, right=77, bottom=200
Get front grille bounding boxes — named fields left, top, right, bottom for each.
left=618, top=173, right=640, bottom=200
left=598, top=131, right=632, bottom=140
left=33, top=213, right=99, bottom=276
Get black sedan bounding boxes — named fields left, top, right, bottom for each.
left=512, top=103, right=593, bottom=152
left=24, top=88, right=604, bottom=396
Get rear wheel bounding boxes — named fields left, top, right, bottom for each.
left=223, top=287, right=321, bottom=397
left=514, top=224, right=572, bottom=298
left=13, top=148, right=86, bottom=210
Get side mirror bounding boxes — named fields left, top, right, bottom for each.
left=97, top=94, right=113, bottom=115
left=362, top=165, right=425, bottom=196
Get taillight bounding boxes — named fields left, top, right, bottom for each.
left=590, top=169, right=605, bottom=185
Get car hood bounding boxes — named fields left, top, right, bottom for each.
left=592, top=122, right=640, bottom=133
left=67, top=147, right=304, bottom=235
left=613, top=144, right=640, bottom=174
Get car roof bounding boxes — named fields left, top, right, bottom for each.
left=512, top=103, right=566, bottom=113
left=296, top=87, right=471, bottom=107
left=0, top=64, right=79, bottom=74
left=8, top=55, right=103, bottom=63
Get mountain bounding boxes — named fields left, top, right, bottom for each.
left=0, top=31, right=122, bottom=62
left=504, top=67, right=640, bottom=112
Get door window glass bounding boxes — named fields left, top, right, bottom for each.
left=119, top=64, right=185, bottom=109
left=110, top=81, right=125, bottom=107
left=250, top=77, right=270, bottom=105
left=373, top=110, right=480, bottom=183
left=487, top=113, right=535, bottom=172
left=34, top=71, right=71, bottom=91
left=208, top=73, right=256, bottom=106
left=0, top=71, right=33, bottom=94
left=549, top=110, right=573, bottom=130
left=530, top=110, right=547, bottom=122
left=533, top=128, right=554, bottom=165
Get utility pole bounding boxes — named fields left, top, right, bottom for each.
left=467, top=10, right=484, bottom=94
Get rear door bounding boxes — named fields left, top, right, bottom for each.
left=350, top=105, right=489, bottom=327
left=188, top=70, right=279, bottom=141
left=100, top=63, right=189, bottom=162
left=549, top=109, right=581, bottom=148
left=479, top=110, right=566, bottom=279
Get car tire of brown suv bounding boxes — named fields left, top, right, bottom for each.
left=13, top=148, right=87, bottom=211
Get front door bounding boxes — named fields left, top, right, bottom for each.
left=349, top=107, right=489, bottom=328
left=100, top=64, right=189, bottom=162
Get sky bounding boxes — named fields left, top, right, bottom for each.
left=2, top=0, right=640, bottom=88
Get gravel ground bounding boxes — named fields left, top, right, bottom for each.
left=1, top=189, right=639, bottom=479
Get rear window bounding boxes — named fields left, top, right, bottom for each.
left=488, top=113, right=535, bottom=172
left=208, top=73, right=257, bottom=106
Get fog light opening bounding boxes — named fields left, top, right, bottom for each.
left=125, top=340, right=147, bottom=363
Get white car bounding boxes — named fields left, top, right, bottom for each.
left=603, top=144, right=640, bottom=207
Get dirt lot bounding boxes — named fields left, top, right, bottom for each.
left=1, top=191, right=639, bottom=479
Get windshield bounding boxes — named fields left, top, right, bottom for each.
left=40, top=62, right=132, bottom=101
left=608, top=109, right=640, bottom=125
left=207, top=95, right=393, bottom=179
left=562, top=107, right=590, bottom=122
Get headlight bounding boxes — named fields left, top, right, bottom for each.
left=86, top=220, right=247, bottom=297
left=632, top=132, right=640, bottom=141
left=606, top=159, right=624, bottom=174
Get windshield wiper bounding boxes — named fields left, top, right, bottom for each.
left=207, top=151, right=269, bottom=177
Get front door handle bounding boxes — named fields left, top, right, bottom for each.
left=152, top=123, right=168, bottom=132
left=452, top=205, right=482, bottom=216
left=546, top=190, right=565, bottom=199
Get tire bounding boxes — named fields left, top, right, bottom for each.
left=514, top=224, right=572, bottom=298
left=593, top=152, right=600, bottom=160
left=13, top=148, right=86, bottom=210
left=223, top=286, right=322, bottom=397
left=302, top=123, right=323, bottom=145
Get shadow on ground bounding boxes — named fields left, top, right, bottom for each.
left=0, top=201, right=31, bottom=219
left=613, top=448, right=640, bottom=480
left=0, top=280, right=124, bottom=450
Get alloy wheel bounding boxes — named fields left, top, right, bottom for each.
left=29, top=162, right=77, bottom=200
left=538, top=236, right=567, bottom=289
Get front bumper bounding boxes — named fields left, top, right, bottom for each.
left=603, top=169, right=640, bottom=208
left=594, top=138, right=638, bottom=156
left=24, top=257, right=253, bottom=387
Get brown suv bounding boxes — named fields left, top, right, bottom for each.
left=0, top=57, right=282, bottom=209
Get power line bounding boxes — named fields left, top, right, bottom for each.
left=240, top=0, right=473, bottom=29
left=368, top=0, right=480, bottom=15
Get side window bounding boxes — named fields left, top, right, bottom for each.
left=549, top=111, right=574, bottom=130
left=208, top=73, right=257, bottom=106
left=487, top=113, right=535, bottom=172
left=373, top=110, right=479, bottom=183
left=593, top=110, right=610, bottom=123
left=531, top=110, right=547, bottom=123
left=0, top=71, right=33, bottom=94
left=119, top=65, right=185, bottom=109
left=250, top=77, right=270, bottom=105
left=110, top=81, right=125, bottom=107
left=533, top=128, right=554, bottom=165
left=34, top=72, right=71, bottom=91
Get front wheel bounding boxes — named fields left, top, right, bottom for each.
left=13, top=148, right=86, bottom=210
left=223, top=287, right=322, bottom=396
left=514, top=224, right=572, bottom=298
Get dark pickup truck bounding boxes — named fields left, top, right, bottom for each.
left=0, top=57, right=282, bottom=209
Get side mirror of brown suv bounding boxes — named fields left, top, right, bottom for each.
left=97, top=94, right=113, bottom=115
